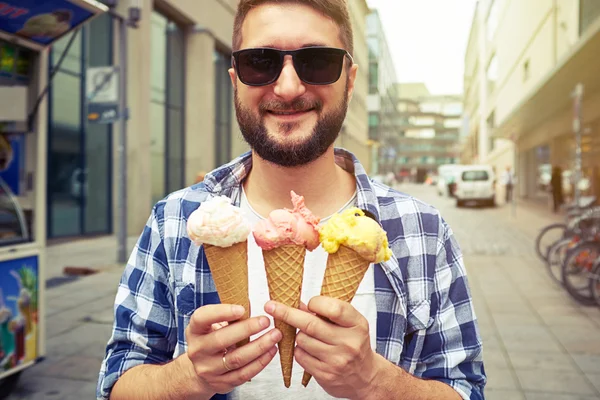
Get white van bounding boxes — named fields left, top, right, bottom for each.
left=455, top=165, right=496, bottom=207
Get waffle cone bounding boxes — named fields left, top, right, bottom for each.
left=204, top=241, right=250, bottom=348
left=302, top=245, right=370, bottom=387
left=263, top=245, right=306, bottom=388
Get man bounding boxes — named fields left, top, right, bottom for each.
left=502, top=166, right=514, bottom=204
left=97, top=1, right=486, bottom=399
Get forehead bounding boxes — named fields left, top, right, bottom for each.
left=240, top=3, right=343, bottom=50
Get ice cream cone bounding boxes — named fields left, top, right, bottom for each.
left=302, top=245, right=370, bottom=387
left=263, top=244, right=306, bottom=388
left=204, top=241, right=251, bottom=348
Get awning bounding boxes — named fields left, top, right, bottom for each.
left=493, top=16, right=600, bottom=141
left=0, top=0, right=108, bottom=51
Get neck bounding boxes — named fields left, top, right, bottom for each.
left=243, top=147, right=356, bottom=218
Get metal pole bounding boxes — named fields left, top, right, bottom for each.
left=117, top=17, right=128, bottom=264
left=572, top=83, right=583, bottom=207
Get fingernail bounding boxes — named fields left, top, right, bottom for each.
left=265, top=302, right=275, bottom=313
left=260, top=317, right=269, bottom=328
left=233, top=305, right=245, bottom=316
left=271, top=329, right=282, bottom=341
left=270, top=346, right=278, bottom=356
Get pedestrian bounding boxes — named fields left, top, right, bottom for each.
left=551, top=166, right=564, bottom=213
left=97, top=1, right=486, bottom=399
left=503, top=166, right=514, bottom=204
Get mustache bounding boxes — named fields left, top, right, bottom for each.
left=259, top=98, right=323, bottom=113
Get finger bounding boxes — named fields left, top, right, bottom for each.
left=219, top=345, right=278, bottom=386
left=294, top=346, right=328, bottom=378
left=188, top=304, right=246, bottom=335
left=265, top=301, right=334, bottom=343
left=202, top=316, right=270, bottom=354
left=219, top=329, right=282, bottom=373
left=307, top=296, right=360, bottom=328
left=299, top=301, right=314, bottom=314
left=295, top=331, right=332, bottom=361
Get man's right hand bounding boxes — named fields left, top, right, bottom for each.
left=185, top=304, right=281, bottom=396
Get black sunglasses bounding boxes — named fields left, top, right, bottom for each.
left=232, top=46, right=353, bottom=87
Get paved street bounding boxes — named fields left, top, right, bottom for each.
left=5, top=183, right=600, bottom=399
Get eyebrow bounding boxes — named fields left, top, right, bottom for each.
left=256, top=42, right=329, bottom=49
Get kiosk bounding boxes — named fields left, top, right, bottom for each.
left=0, top=0, right=107, bottom=394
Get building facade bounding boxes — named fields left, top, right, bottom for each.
left=393, top=83, right=462, bottom=183
left=39, top=0, right=374, bottom=242
left=337, top=0, right=371, bottom=172
left=366, top=10, right=399, bottom=175
left=463, top=0, right=600, bottom=205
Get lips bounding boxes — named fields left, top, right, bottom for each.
left=268, top=109, right=314, bottom=116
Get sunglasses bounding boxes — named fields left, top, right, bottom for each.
left=232, top=46, right=353, bottom=87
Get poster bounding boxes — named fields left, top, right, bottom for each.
left=0, top=255, right=39, bottom=373
left=0, top=41, right=32, bottom=81
left=0, top=0, right=107, bottom=49
left=0, top=134, right=22, bottom=195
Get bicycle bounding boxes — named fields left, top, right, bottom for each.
left=535, top=196, right=597, bottom=262
left=544, top=206, right=600, bottom=285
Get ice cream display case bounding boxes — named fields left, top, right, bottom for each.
left=0, top=174, right=42, bottom=392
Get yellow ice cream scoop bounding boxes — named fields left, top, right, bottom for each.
left=319, top=207, right=392, bottom=263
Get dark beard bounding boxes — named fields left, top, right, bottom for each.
left=234, top=86, right=349, bottom=167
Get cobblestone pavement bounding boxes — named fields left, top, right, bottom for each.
left=4, top=183, right=600, bottom=399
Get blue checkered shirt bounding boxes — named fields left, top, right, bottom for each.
left=97, top=149, right=486, bottom=399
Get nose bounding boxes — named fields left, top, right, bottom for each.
left=273, top=56, right=306, bottom=101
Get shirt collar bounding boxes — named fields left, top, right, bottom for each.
left=202, top=148, right=383, bottom=224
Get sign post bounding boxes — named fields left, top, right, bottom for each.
left=572, top=83, right=584, bottom=207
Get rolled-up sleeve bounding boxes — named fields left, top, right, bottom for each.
left=417, top=218, right=486, bottom=399
left=97, top=205, right=176, bottom=400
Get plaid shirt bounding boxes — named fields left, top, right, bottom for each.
left=97, top=149, right=486, bottom=400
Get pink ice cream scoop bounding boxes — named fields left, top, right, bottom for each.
left=253, top=191, right=320, bottom=251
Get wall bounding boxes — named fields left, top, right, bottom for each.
left=342, top=0, right=370, bottom=171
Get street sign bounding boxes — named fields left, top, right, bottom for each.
left=87, top=103, right=119, bottom=124
left=86, top=66, right=118, bottom=103
left=86, top=66, right=119, bottom=124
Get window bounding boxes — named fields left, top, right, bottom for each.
left=369, top=62, right=378, bottom=94
left=215, top=50, right=233, bottom=166
left=486, top=0, right=500, bottom=42
left=580, top=0, right=600, bottom=36
left=47, top=13, right=113, bottom=238
left=369, top=114, right=379, bottom=127
left=150, top=11, right=185, bottom=205
left=462, top=170, right=490, bottom=181
left=487, top=54, right=498, bottom=93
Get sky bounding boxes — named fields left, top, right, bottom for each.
left=366, top=0, right=479, bottom=95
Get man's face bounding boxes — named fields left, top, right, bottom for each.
left=229, top=4, right=358, bottom=167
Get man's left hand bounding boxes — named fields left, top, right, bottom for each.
left=265, top=296, right=382, bottom=399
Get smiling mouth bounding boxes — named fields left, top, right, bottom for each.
left=267, top=109, right=315, bottom=116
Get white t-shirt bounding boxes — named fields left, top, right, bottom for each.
left=230, top=188, right=377, bottom=400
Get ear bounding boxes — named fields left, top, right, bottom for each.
left=346, top=64, right=359, bottom=103
left=229, top=67, right=237, bottom=87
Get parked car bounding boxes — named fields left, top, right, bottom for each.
left=455, top=165, right=496, bottom=207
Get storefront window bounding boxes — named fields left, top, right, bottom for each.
left=47, top=13, right=113, bottom=238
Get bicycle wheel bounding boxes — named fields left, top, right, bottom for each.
left=536, top=223, right=567, bottom=262
left=546, top=238, right=573, bottom=285
left=589, top=259, right=600, bottom=307
left=561, top=241, right=600, bottom=306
